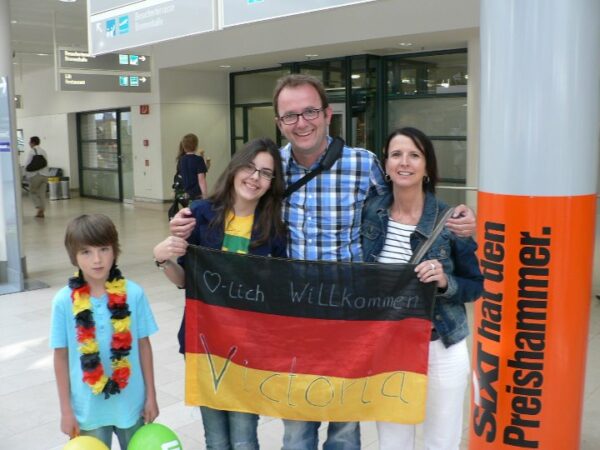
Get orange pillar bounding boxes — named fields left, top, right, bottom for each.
left=469, top=1, right=599, bottom=449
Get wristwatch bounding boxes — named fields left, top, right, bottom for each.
left=154, top=258, right=170, bottom=270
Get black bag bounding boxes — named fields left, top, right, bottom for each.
left=168, top=164, right=189, bottom=220
left=26, top=149, right=48, bottom=172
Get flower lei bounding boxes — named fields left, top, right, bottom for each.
left=69, top=266, right=132, bottom=399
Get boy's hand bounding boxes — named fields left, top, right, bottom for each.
left=170, top=208, right=196, bottom=240
left=143, top=396, right=159, bottom=423
left=61, top=411, right=80, bottom=438
left=445, top=204, right=476, bottom=237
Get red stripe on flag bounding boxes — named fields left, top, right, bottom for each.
left=185, top=299, right=430, bottom=379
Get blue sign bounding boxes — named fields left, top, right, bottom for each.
left=106, top=18, right=117, bottom=37
left=118, top=15, right=130, bottom=34
left=130, top=76, right=139, bottom=86
left=119, top=76, right=129, bottom=86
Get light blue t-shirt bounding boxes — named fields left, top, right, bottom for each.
left=49, top=279, right=158, bottom=430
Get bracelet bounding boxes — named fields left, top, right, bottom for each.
left=154, top=258, right=170, bottom=270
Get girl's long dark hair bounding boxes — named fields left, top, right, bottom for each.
left=207, top=138, right=285, bottom=247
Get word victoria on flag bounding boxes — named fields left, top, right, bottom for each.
left=184, top=246, right=436, bottom=424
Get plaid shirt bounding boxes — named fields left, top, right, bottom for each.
left=281, top=138, right=388, bottom=262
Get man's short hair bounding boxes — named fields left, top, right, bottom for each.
left=29, top=136, right=40, bottom=146
left=272, top=74, right=329, bottom=117
left=64, top=214, right=121, bottom=266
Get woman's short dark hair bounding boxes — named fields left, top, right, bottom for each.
left=64, top=214, right=121, bottom=266
left=207, top=138, right=286, bottom=247
left=382, top=127, right=439, bottom=193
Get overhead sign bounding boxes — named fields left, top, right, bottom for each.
left=59, top=49, right=151, bottom=71
left=220, top=0, right=376, bottom=28
left=88, top=0, right=215, bottom=55
left=60, top=72, right=151, bottom=93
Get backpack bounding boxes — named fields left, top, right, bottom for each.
left=26, top=149, right=48, bottom=172
left=168, top=164, right=189, bottom=220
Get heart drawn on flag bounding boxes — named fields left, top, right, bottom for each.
left=203, top=271, right=222, bottom=293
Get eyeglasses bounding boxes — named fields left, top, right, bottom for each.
left=278, top=107, right=325, bottom=125
left=240, top=162, right=274, bottom=180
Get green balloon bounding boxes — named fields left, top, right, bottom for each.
left=63, top=436, right=109, bottom=450
left=127, top=423, right=183, bottom=450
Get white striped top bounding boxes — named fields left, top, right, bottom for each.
left=376, top=219, right=415, bottom=264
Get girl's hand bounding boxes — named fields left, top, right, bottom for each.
left=170, top=208, right=196, bottom=239
left=415, top=259, right=448, bottom=289
left=153, top=236, right=188, bottom=261
left=60, top=411, right=80, bottom=438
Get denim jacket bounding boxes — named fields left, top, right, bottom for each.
left=361, top=191, right=483, bottom=347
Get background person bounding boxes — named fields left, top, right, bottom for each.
left=177, top=133, right=208, bottom=203
left=361, top=127, right=483, bottom=450
left=25, top=135, right=50, bottom=218
left=153, top=137, right=287, bottom=449
left=50, top=214, right=159, bottom=449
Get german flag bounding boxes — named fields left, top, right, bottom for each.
left=184, top=246, right=435, bottom=424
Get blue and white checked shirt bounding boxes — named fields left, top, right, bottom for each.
left=281, top=138, right=388, bottom=262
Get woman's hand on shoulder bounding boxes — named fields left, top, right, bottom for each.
left=415, top=259, right=448, bottom=289
left=153, top=236, right=188, bottom=261
left=445, top=204, right=476, bottom=237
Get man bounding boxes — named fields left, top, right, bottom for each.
left=25, top=136, right=50, bottom=218
left=170, top=74, right=475, bottom=449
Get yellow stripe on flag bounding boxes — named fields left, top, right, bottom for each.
left=185, top=353, right=428, bottom=424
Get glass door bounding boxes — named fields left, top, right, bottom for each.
left=120, top=111, right=133, bottom=202
left=77, top=108, right=130, bottom=201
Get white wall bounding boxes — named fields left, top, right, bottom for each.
left=158, top=69, right=230, bottom=198
left=14, top=66, right=232, bottom=202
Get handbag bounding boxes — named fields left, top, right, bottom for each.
left=26, top=149, right=48, bottom=172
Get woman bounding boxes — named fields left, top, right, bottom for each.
left=153, top=137, right=287, bottom=449
left=177, top=133, right=208, bottom=202
left=361, top=127, right=483, bottom=450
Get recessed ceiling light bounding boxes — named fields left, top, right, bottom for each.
left=351, top=74, right=361, bottom=79
left=398, top=42, right=413, bottom=47
left=11, top=20, right=18, bottom=24
left=305, top=54, right=319, bottom=58
left=60, top=0, right=78, bottom=3
left=219, top=65, right=232, bottom=68
left=36, top=53, right=50, bottom=56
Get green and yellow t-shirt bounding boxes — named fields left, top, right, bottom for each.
left=221, top=212, right=254, bottom=254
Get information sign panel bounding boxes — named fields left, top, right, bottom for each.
left=88, top=0, right=215, bottom=55
left=60, top=72, right=151, bottom=92
left=59, top=49, right=151, bottom=71
left=220, top=0, right=376, bottom=28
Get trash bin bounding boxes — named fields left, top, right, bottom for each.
left=48, top=177, right=60, bottom=200
left=60, top=177, right=70, bottom=199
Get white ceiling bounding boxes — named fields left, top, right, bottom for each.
left=9, top=0, right=87, bottom=66
left=7, top=0, right=477, bottom=73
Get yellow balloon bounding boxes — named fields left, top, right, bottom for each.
left=63, top=436, right=110, bottom=450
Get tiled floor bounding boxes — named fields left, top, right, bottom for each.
left=1, top=196, right=599, bottom=450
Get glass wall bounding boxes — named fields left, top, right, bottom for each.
left=385, top=50, right=468, bottom=205
left=77, top=108, right=131, bottom=201
left=231, top=68, right=290, bottom=152
left=230, top=50, right=468, bottom=206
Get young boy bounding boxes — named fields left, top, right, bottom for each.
left=50, top=214, right=159, bottom=449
